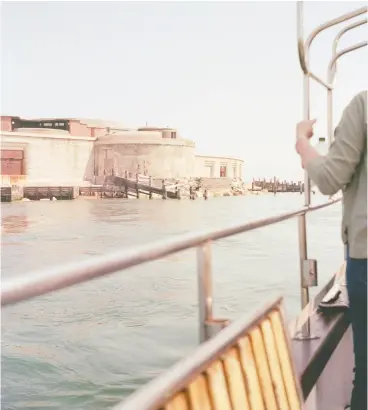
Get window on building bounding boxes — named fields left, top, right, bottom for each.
left=233, top=165, right=237, bottom=178
left=220, top=166, right=227, bottom=177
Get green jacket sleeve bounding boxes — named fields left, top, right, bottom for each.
left=306, top=91, right=367, bottom=195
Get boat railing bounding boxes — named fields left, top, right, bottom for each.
left=297, top=2, right=367, bottom=149
left=2, top=2, right=366, bottom=340
left=1, top=2, right=367, bottom=409
left=296, top=0, right=366, bottom=336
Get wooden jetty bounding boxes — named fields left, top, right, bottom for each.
left=1, top=186, right=12, bottom=202
left=251, top=178, right=304, bottom=193
left=0, top=175, right=305, bottom=203
left=81, top=171, right=187, bottom=200
left=23, top=186, right=79, bottom=200
left=1, top=185, right=78, bottom=202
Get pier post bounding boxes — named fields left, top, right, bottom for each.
left=136, top=174, right=140, bottom=199
left=149, top=176, right=153, bottom=199
left=189, top=186, right=195, bottom=200
left=124, top=170, right=128, bottom=198
left=175, top=182, right=181, bottom=200
left=162, top=180, right=167, bottom=200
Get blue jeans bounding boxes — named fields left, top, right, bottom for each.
left=346, top=251, right=367, bottom=410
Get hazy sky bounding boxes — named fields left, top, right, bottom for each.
left=1, top=1, right=367, bottom=180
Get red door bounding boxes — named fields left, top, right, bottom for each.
left=1, top=150, right=24, bottom=175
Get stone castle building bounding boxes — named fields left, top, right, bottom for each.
left=1, top=116, right=244, bottom=186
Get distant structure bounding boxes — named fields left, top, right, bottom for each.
left=0, top=116, right=244, bottom=187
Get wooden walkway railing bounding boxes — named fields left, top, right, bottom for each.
left=94, top=170, right=191, bottom=200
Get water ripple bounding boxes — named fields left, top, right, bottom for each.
left=1, top=194, right=342, bottom=409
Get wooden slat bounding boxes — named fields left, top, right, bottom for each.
left=250, top=326, right=278, bottom=410
left=119, top=300, right=303, bottom=410
left=206, top=361, right=232, bottom=410
left=187, top=374, right=212, bottom=410
left=237, top=336, right=265, bottom=410
left=270, top=311, right=302, bottom=410
left=222, top=347, right=250, bottom=410
left=164, top=391, right=190, bottom=410
left=261, top=318, right=289, bottom=409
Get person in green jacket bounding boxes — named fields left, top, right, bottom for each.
left=295, top=91, right=367, bottom=410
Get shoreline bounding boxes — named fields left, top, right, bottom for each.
left=14, top=188, right=270, bottom=202
left=1, top=180, right=273, bottom=203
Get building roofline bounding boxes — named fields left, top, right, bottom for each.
left=195, top=154, right=244, bottom=162
left=1, top=130, right=96, bottom=142
left=0, top=116, right=126, bottom=129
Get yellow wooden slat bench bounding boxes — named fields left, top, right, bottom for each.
left=114, top=298, right=303, bottom=410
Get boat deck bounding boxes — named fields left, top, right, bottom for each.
left=297, top=321, right=353, bottom=410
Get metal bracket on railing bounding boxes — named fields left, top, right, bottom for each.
left=197, top=243, right=231, bottom=342
left=205, top=318, right=230, bottom=340
left=302, top=259, right=318, bottom=287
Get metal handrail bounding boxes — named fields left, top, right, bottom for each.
left=330, top=19, right=367, bottom=82
left=1, top=198, right=341, bottom=306
left=297, top=2, right=367, bottom=141
left=297, top=3, right=367, bottom=89
left=329, top=41, right=368, bottom=79
left=327, top=39, right=367, bottom=142
left=296, top=1, right=366, bottom=337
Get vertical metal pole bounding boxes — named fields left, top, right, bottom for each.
left=298, top=2, right=311, bottom=337
left=197, top=241, right=213, bottom=343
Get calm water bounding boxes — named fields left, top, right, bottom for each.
left=2, top=194, right=343, bottom=409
